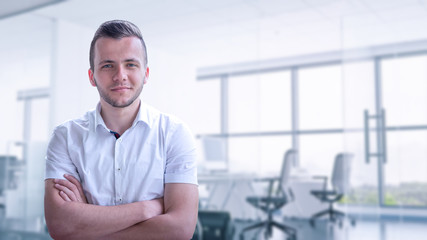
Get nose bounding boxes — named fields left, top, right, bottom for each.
left=113, top=65, right=127, bottom=82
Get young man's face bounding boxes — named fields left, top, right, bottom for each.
left=88, top=36, right=149, bottom=108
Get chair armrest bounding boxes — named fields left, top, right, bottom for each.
left=253, top=177, right=280, bottom=198
left=253, top=176, right=280, bottom=183
left=312, top=175, right=328, bottom=191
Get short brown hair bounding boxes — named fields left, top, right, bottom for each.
left=89, top=20, right=147, bottom=71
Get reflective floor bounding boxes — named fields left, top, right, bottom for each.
left=0, top=231, right=50, bottom=240
left=0, top=217, right=426, bottom=240
left=233, top=218, right=427, bottom=240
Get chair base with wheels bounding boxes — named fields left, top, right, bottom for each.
left=309, top=204, right=356, bottom=228
left=309, top=194, right=346, bottom=228
left=239, top=208, right=297, bottom=240
left=239, top=185, right=297, bottom=240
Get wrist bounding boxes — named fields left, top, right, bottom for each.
left=138, top=198, right=164, bottom=222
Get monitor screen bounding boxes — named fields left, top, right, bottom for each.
left=201, top=137, right=228, bottom=172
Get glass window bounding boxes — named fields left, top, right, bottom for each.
left=342, top=132, right=379, bottom=205
left=341, top=60, right=380, bottom=205
left=228, top=71, right=291, bottom=133
left=299, top=134, right=344, bottom=176
left=228, top=136, right=291, bottom=175
left=299, top=65, right=343, bottom=129
left=342, top=60, right=376, bottom=129
left=382, top=55, right=427, bottom=126
left=384, top=130, right=427, bottom=206
left=194, top=79, right=221, bottom=134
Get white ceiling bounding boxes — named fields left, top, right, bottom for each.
left=0, top=0, right=64, bottom=19
left=2, top=0, right=427, bottom=65
left=33, top=0, right=427, bottom=48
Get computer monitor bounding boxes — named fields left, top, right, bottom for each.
left=201, top=137, right=228, bottom=172
left=0, top=155, right=18, bottom=193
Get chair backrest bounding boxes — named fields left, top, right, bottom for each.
left=331, top=153, right=353, bottom=194
left=278, top=149, right=297, bottom=195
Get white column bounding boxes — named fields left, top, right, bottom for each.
left=49, top=19, right=98, bottom=130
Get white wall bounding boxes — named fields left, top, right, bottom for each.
left=50, top=19, right=98, bottom=129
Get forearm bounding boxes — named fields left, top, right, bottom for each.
left=45, top=179, right=162, bottom=240
left=46, top=201, right=148, bottom=239
left=105, top=183, right=199, bottom=240
left=105, top=209, right=197, bottom=240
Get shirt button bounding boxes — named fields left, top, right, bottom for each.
left=118, top=168, right=121, bottom=171
left=119, top=138, right=123, bottom=143
left=119, top=198, right=122, bottom=202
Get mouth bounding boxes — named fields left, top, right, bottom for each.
left=111, top=86, right=131, bottom=92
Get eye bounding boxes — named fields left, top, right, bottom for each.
left=101, top=64, right=113, bottom=69
left=127, top=63, right=138, bottom=68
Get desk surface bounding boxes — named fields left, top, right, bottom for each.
left=198, top=172, right=256, bottom=182
left=198, top=171, right=327, bottom=219
left=198, top=171, right=315, bottom=183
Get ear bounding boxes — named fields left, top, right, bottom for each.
left=143, top=67, right=149, bottom=85
left=88, top=69, right=96, bottom=87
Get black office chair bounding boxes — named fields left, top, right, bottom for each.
left=192, top=210, right=234, bottom=240
left=239, top=150, right=297, bottom=240
left=309, top=153, right=355, bottom=227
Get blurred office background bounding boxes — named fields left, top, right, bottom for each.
left=1, top=0, right=427, bottom=239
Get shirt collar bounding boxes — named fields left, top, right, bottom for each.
left=93, top=101, right=153, bottom=132
left=94, top=102, right=107, bottom=131
left=136, top=101, right=154, bottom=129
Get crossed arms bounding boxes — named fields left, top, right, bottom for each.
left=44, top=175, right=198, bottom=240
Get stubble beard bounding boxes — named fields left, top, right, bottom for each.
left=94, top=77, right=144, bottom=108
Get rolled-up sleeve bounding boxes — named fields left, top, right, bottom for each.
left=45, top=125, right=80, bottom=181
left=164, top=122, right=198, bottom=185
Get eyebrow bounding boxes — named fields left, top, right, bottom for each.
left=123, top=58, right=141, bottom=64
left=98, top=60, right=115, bottom=66
left=98, top=59, right=141, bottom=65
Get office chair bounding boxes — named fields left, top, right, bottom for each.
left=194, top=210, right=235, bottom=240
left=309, top=153, right=355, bottom=227
left=239, top=150, right=297, bottom=240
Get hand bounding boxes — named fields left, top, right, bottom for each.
left=143, top=198, right=164, bottom=220
left=53, top=174, right=88, bottom=203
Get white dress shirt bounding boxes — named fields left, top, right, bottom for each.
left=45, top=101, right=198, bottom=206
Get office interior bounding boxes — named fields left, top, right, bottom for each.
left=1, top=0, right=427, bottom=239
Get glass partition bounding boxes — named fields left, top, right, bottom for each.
left=299, top=65, right=343, bottom=130
left=228, top=71, right=291, bottom=133
left=382, top=55, right=427, bottom=207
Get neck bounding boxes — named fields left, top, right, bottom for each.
left=99, top=99, right=141, bottom=135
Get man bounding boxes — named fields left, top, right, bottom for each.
left=44, top=20, right=198, bottom=240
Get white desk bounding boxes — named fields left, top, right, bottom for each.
left=198, top=172, right=328, bottom=220
left=198, top=173, right=256, bottom=218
